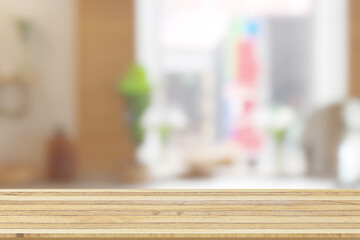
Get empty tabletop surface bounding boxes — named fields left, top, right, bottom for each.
left=0, top=189, right=360, bottom=239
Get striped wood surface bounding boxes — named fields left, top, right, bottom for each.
left=0, top=189, right=360, bottom=239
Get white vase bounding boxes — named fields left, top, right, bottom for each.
left=338, top=132, right=360, bottom=187
left=337, top=99, right=360, bottom=188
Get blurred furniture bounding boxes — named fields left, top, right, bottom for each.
left=1, top=189, right=360, bottom=239
left=350, top=0, right=360, bottom=98
left=77, top=0, right=135, bottom=178
left=303, top=103, right=344, bottom=177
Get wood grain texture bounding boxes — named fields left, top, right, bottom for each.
left=0, top=190, right=360, bottom=239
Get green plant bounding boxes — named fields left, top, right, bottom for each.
left=118, top=64, right=151, bottom=145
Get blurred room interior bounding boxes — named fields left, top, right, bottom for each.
left=0, top=0, right=360, bottom=188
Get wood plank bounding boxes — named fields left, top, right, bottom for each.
left=0, top=190, right=360, bottom=239
left=1, top=210, right=360, bottom=216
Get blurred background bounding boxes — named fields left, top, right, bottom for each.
left=0, top=0, right=360, bottom=188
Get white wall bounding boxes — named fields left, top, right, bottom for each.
left=0, top=0, right=76, bottom=164
left=312, top=0, right=349, bottom=109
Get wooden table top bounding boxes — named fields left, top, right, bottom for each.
left=1, top=189, right=360, bottom=239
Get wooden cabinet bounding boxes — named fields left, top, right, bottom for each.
left=77, top=0, right=135, bottom=178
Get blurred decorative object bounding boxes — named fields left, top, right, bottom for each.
left=118, top=65, right=190, bottom=179
left=15, top=18, right=37, bottom=85
left=16, top=19, right=31, bottom=45
left=137, top=104, right=188, bottom=179
left=118, top=64, right=151, bottom=145
left=143, top=106, right=188, bottom=144
left=183, top=143, right=237, bottom=178
left=0, top=18, right=36, bottom=119
left=261, top=104, right=296, bottom=175
left=303, top=103, right=344, bottom=178
left=47, top=129, right=76, bottom=181
left=337, top=99, right=360, bottom=187
left=280, top=121, right=307, bottom=176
